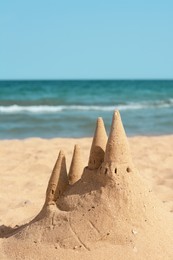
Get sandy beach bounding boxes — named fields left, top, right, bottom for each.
left=0, top=132, right=173, bottom=259
left=1, top=0, right=173, bottom=257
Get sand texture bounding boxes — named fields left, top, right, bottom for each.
left=0, top=111, right=173, bottom=260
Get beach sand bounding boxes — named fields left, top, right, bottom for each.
left=0, top=134, right=173, bottom=259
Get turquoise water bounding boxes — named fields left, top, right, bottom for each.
left=0, top=80, right=173, bottom=139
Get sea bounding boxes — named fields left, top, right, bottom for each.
left=0, top=80, right=173, bottom=139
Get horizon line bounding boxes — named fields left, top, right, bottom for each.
left=0, top=78, right=173, bottom=81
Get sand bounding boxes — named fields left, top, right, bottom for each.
left=0, top=112, right=173, bottom=259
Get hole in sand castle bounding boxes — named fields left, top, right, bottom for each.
left=51, top=190, right=54, bottom=194
left=115, top=168, right=117, bottom=174
left=104, top=168, right=108, bottom=175
left=126, top=167, right=131, bottom=173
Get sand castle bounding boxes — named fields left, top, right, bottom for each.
left=1, top=111, right=173, bottom=259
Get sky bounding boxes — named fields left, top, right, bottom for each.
left=0, top=0, right=173, bottom=79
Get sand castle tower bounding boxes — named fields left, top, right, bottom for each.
left=2, top=111, right=173, bottom=260
left=88, top=117, right=107, bottom=170
left=68, top=145, right=84, bottom=185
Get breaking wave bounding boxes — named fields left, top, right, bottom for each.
left=0, top=99, right=173, bottom=114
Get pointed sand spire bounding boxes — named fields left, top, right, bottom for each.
left=45, top=150, right=68, bottom=205
left=68, top=145, right=83, bottom=185
left=88, top=117, right=107, bottom=170
left=104, top=110, right=132, bottom=163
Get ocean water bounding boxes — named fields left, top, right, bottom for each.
left=0, top=80, right=173, bottom=139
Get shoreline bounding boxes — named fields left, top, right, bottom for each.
left=0, top=133, right=173, bottom=140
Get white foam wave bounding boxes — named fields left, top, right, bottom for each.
left=0, top=105, right=64, bottom=113
left=0, top=100, right=173, bottom=114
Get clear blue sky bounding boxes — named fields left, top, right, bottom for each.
left=0, top=0, right=173, bottom=79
